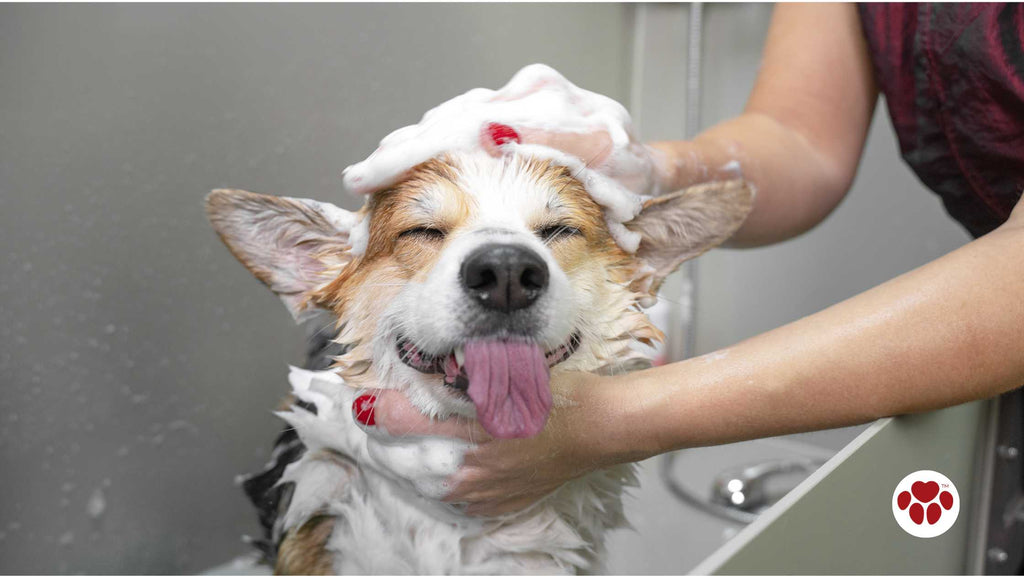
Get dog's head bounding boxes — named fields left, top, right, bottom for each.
left=206, top=151, right=751, bottom=438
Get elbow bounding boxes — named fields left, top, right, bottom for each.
left=723, top=112, right=860, bottom=248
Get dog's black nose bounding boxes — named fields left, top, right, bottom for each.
left=461, top=243, right=549, bottom=312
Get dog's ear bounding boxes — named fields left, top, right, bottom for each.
left=205, top=189, right=360, bottom=321
left=627, top=179, right=754, bottom=298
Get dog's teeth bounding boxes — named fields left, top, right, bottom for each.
left=454, top=346, right=465, bottom=367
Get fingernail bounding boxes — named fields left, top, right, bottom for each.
left=484, top=122, right=520, bottom=146
left=352, top=394, right=376, bottom=426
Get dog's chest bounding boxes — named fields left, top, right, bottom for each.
left=322, top=462, right=634, bottom=574
left=249, top=368, right=636, bottom=574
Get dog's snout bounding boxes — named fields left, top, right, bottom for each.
left=461, top=243, right=549, bottom=312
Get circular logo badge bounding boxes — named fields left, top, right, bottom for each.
left=892, top=470, right=959, bottom=538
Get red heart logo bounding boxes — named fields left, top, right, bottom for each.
left=911, top=480, right=940, bottom=503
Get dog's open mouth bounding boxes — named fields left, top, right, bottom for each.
left=396, top=333, right=581, bottom=389
left=395, top=332, right=581, bottom=439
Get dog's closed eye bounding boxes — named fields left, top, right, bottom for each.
left=399, top=226, right=447, bottom=241
left=536, top=224, right=582, bottom=243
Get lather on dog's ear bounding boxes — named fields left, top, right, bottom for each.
left=205, top=189, right=359, bottom=321
left=627, top=179, right=754, bottom=298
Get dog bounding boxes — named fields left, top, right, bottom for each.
left=206, top=150, right=752, bottom=573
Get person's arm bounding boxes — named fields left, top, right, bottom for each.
left=608, top=199, right=1024, bottom=456
left=367, top=198, right=1024, bottom=515
left=651, top=2, right=878, bottom=246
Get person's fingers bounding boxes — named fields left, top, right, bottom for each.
left=342, top=146, right=405, bottom=194
left=479, top=122, right=523, bottom=156
left=476, top=122, right=616, bottom=170
left=442, top=466, right=544, bottom=506
left=354, top=388, right=491, bottom=443
left=464, top=494, right=544, bottom=517
left=441, top=467, right=487, bottom=502
left=519, top=127, right=615, bottom=168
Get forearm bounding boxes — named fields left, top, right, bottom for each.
left=649, top=3, right=878, bottom=247
left=649, top=112, right=862, bottom=247
left=603, top=214, right=1024, bottom=461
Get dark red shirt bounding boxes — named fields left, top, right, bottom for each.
left=859, top=3, right=1024, bottom=237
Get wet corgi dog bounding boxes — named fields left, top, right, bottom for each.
left=206, top=151, right=752, bottom=574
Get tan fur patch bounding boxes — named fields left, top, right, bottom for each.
left=627, top=178, right=754, bottom=295
left=276, top=515, right=336, bottom=575
left=309, top=158, right=477, bottom=382
left=524, top=159, right=632, bottom=281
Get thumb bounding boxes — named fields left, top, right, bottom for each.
left=352, top=388, right=490, bottom=443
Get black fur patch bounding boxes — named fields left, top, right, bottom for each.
left=240, top=314, right=342, bottom=564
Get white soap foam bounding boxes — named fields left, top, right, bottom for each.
left=342, top=64, right=657, bottom=253
left=719, top=160, right=742, bottom=177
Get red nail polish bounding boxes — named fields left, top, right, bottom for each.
left=485, top=122, right=520, bottom=146
left=353, top=394, right=376, bottom=426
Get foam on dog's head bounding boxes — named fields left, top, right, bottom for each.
left=342, top=64, right=651, bottom=254
left=340, top=64, right=754, bottom=303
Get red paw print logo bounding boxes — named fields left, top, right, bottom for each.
left=892, top=471, right=959, bottom=538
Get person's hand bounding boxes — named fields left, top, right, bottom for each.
left=353, top=371, right=624, bottom=516
left=343, top=64, right=673, bottom=198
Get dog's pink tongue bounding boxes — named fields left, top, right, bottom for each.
left=464, top=339, right=551, bottom=439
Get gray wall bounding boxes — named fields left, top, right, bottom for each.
left=0, top=5, right=630, bottom=573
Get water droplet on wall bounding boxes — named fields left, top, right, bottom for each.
left=86, top=487, right=106, bottom=520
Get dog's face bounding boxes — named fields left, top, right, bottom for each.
left=207, top=152, right=752, bottom=438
